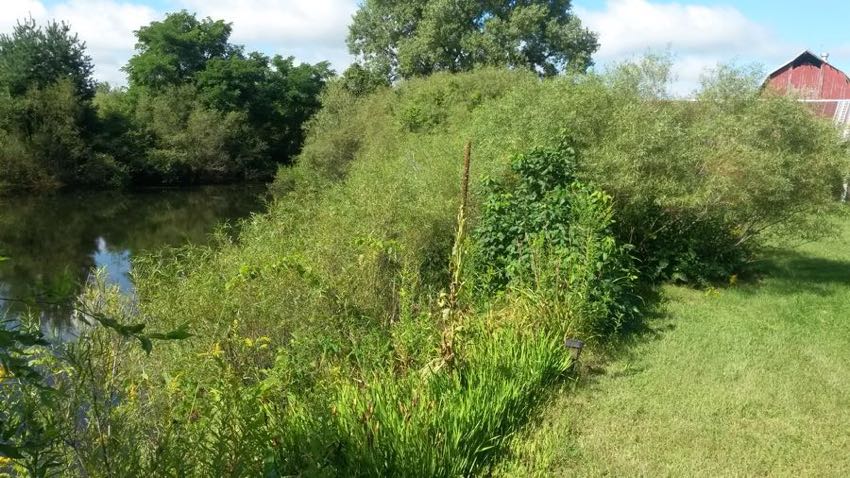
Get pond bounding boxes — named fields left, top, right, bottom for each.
left=0, top=185, right=267, bottom=338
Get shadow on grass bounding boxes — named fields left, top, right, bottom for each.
left=580, top=285, right=673, bottom=381
left=580, top=249, right=850, bottom=381
left=740, top=250, right=850, bottom=297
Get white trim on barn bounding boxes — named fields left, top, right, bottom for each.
left=798, top=99, right=850, bottom=202
left=834, top=100, right=850, bottom=140
left=798, top=99, right=850, bottom=140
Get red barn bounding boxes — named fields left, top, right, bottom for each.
left=763, top=50, right=850, bottom=138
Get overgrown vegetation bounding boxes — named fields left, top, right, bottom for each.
left=2, top=58, right=846, bottom=476
left=3, top=0, right=847, bottom=474
left=0, top=13, right=331, bottom=192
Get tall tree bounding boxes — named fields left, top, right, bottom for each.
left=347, top=0, right=599, bottom=82
left=195, top=52, right=333, bottom=160
left=0, top=18, right=94, bottom=100
left=123, top=11, right=334, bottom=180
left=124, top=10, right=234, bottom=90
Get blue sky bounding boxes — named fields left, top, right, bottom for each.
left=578, top=0, right=850, bottom=55
left=674, top=0, right=850, bottom=63
left=6, top=0, right=850, bottom=94
left=575, top=1, right=850, bottom=80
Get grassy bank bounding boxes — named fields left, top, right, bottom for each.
left=1, top=65, right=847, bottom=476
left=495, top=217, right=850, bottom=477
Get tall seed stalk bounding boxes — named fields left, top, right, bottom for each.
left=441, top=141, right=472, bottom=368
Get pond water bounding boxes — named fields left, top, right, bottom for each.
left=0, top=185, right=267, bottom=338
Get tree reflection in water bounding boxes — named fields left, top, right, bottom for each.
left=0, top=185, right=266, bottom=336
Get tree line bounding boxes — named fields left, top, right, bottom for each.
left=0, top=12, right=332, bottom=191
left=0, top=1, right=598, bottom=192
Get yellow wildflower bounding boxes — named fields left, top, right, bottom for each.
left=210, top=342, right=223, bottom=358
left=127, top=383, right=138, bottom=401
left=257, top=336, right=271, bottom=349
left=166, top=375, right=181, bottom=394
left=0, top=455, right=12, bottom=466
left=243, top=338, right=254, bottom=348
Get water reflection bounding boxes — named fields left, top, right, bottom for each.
left=0, top=185, right=266, bottom=329
left=92, top=237, right=133, bottom=294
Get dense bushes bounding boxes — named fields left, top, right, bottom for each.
left=0, top=20, right=107, bottom=191
left=579, top=64, right=848, bottom=282
left=126, top=85, right=270, bottom=183
left=2, top=66, right=847, bottom=475
left=284, top=65, right=847, bottom=282
left=470, top=65, right=846, bottom=282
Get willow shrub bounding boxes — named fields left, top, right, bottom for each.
left=451, top=65, right=849, bottom=282
left=278, top=65, right=848, bottom=284
left=0, top=79, right=126, bottom=192
left=580, top=69, right=849, bottom=282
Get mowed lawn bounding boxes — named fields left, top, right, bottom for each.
left=495, top=217, right=850, bottom=477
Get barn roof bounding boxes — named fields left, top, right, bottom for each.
left=768, top=50, right=822, bottom=77
left=766, top=49, right=850, bottom=83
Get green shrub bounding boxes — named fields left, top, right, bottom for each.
left=273, top=69, right=530, bottom=200
left=584, top=64, right=848, bottom=282
left=0, top=79, right=135, bottom=191
left=0, top=131, right=56, bottom=192
left=271, top=81, right=367, bottom=192
left=454, top=63, right=848, bottom=283
left=76, top=152, right=129, bottom=187
left=130, top=86, right=272, bottom=184
left=470, top=145, right=638, bottom=336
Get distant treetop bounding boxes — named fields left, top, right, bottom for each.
left=346, top=0, right=599, bottom=84
left=0, top=18, right=94, bottom=100
left=124, top=10, right=235, bottom=90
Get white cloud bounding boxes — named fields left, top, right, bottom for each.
left=177, top=0, right=357, bottom=71
left=576, top=0, right=792, bottom=95
left=1, top=0, right=357, bottom=85
left=0, top=0, right=48, bottom=30
left=578, top=0, right=775, bottom=58
left=1, top=0, right=158, bottom=85
left=179, top=0, right=356, bottom=47
left=50, top=1, right=159, bottom=84
left=178, top=0, right=357, bottom=73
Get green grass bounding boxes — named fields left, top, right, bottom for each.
left=494, top=217, right=850, bottom=477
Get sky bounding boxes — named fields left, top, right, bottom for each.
left=2, top=0, right=850, bottom=95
